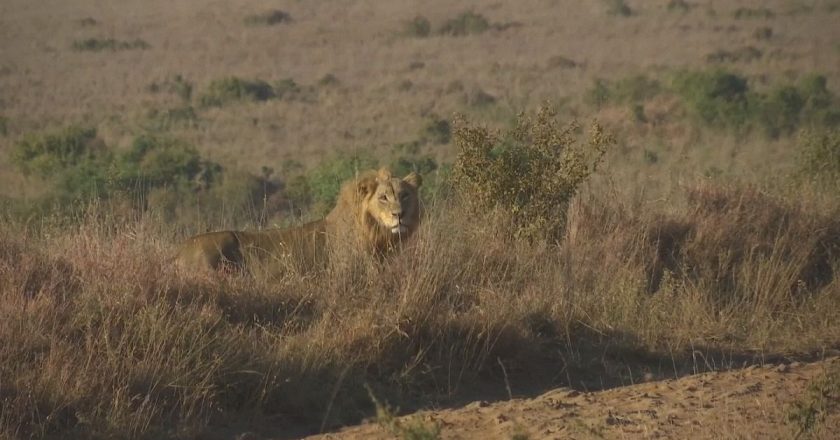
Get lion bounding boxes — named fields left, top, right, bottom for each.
left=175, top=168, right=422, bottom=275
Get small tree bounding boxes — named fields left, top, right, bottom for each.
left=452, top=105, right=613, bottom=241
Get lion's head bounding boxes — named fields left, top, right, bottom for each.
left=327, top=168, right=423, bottom=254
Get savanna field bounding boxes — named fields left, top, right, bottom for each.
left=1, top=0, right=840, bottom=439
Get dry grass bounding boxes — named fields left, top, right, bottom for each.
left=1, top=0, right=839, bottom=438
left=1, top=180, right=838, bottom=438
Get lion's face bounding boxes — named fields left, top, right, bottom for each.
left=362, top=169, right=422, bottom=235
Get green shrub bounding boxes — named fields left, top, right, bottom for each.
left=666, top=0, right=693, bottom=12
left=671, top=69, right=752, bottom=130
left=419, top=115, right=451, bottom=145
left=452, top=105, right=613, bottom=241
left=705, top=46, right=763, bottom=63
left=733, top=7, right=775, bottom=19
left=585, top=75, right=660, bottom=108
left=756, top=85, right=805, bottom=137
left=305, top=154, right=379, bottom=215
left=585, top=79, right=611, bottom=108
left=199, top=77, right=275, bottom=107
left=464, top=86, right=496, bottom=107
left=605, top=0, right=632, bottom=16
left=438, top=12, right=490, bottom=36
left=795, top=129, right=840, bottom=190
left=403, top=16, right=431, bottom=37
left=72, top=38, right=150, bottom=52
left=753, top=26, right=773, bottom=40
left=799, top=74, right=840, bottom=128
left=244, top=10, right=291, bottom=26
left=147, top=75, right=193, bottom=102
left=273, top=78, right=313, bottom=101
left=317, top=73, right=340, bottom=87
left=11, top=126, right=106, bottom=177
left=116, top=135, right=209, bottom=190
left=145, top=106, right=199, bottom=131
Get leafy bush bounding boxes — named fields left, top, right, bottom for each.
left=733, top=7, right=775, bottom=19
left=147, top=75, right=193, bottom=102
left=145, top=106, right=199, bottom=131
left=666, top=0, right=693, bottom=12
left=671, top=69, right=752, bottom=131
left=403, top=16, right=431, bottom=37
left=672, top=70, right=839, bottom=136
left=317, top=73, right=340, bottom=87
left=116, top=135, right=211, bottom=190
left=199, top=77, right=275, bottom=107
left=705, top=46, right=763, bottom=63
left=756, top=85, right=805, bottom=137
left=303, top=154, right=379, bottom=215
left=753, top=26, right=773, bottom=40
left=438, top=12, right=490, bottom=36
left=795, top=129, right=840, bottom=190
left=11, top=126, right=107, bottom=177
left=586, top=75, right=661, bottom=107
left=273, top=78, right=315, bottom=102
left=452, top=105, right=613, bottom=241
left=419, top=115, right=451, bottom=145
left=72, top=38, right=150, bottom=51
left=604, top=0, right=632, bottom=16
left=798, top=74, right=840, bottom=128
left=244, top=10, right=291, bottom=26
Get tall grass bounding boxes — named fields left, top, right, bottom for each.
left=1, top=179, right=838, bottom=438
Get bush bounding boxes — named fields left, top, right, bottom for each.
left=244, top=10, right=291, bottom=26
left=147, top=75, right=193, bottom=102
left=733, top=7, right=775, bottom=19
left=419, top=115, right=451, bottom=145
left=199, top=77, right=275, bottom=107
left=145, top=106, right=199, bottom=131
left=304, top=154, right=379, bottom=215
left=796, top=129, right=840, bottom=190
left=666, top=0, right=693, bottom=12
left=589, top=75, right=661, bottom=106
left=671, top=70, right=839, bottom=136
left=403, top=16, right=431, bottom=37
left=11, top=126, right=106, bottom=177
left=72, top=38, right=150, bottom=52
left=605, top=0, right=632, bottom=16
left=438, top=12, right=490, bottom=36
left=756, top=85, right=805, bottom=137
left=116, top=135, right=210, bottom=190
left=452, top=105, right=613, bottom=241
left=671, top=69, right=752, bottom=131
left=705, top=46, right=763, bottom=63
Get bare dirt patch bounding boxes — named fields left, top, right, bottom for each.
left=311, top=357, right=840, bottom=439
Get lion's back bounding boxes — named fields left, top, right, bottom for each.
left=175, top=230, right=241, bottom=271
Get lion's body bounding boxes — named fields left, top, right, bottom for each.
left=175, top=169, right=421, bottom=275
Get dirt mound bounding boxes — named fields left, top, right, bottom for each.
left=310, top=357, right=839, bottom=439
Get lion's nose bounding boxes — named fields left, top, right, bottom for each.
left=393, top=211, right=403, bottom=220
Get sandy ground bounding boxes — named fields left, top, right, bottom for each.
left=308, top=357, right=840, bottom=440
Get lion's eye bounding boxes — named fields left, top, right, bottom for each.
left=379, top=194, right=388, bottom=202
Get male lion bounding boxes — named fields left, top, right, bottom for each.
left=175, top=168, right=422, bottom=275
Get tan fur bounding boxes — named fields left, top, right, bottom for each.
left=175, top=168, right=422, bottom=274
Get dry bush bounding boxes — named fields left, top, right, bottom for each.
left=452, top=105, right=613, bottom=241
left=1, top=181, right=839, bottom=438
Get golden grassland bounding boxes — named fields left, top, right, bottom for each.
left=1, top=182, right=839, bottom=439
left=1, top=0, right=840, bottom=438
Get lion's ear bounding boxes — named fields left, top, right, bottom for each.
left=377, top=167, right=392, bottom=181
left=357, top=175, right=378, bottom=197
left=403, top=172, right=422, bottom=188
